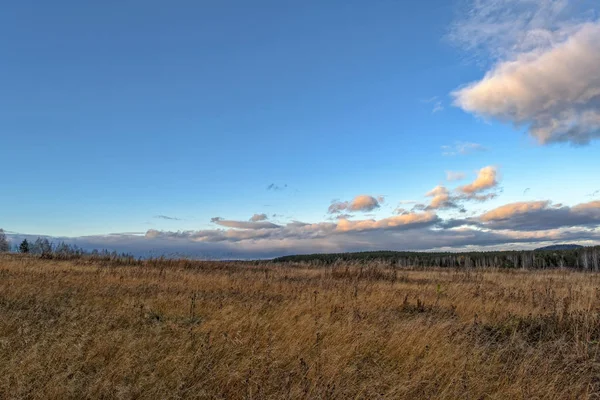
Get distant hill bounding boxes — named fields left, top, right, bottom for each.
left=534, top=244, right=584, bottom=251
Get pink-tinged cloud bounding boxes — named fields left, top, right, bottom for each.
left=480, top=201, right=550, bottom=222
left=459, top=166, right=498, bottom=194
left=453, top=23, right=600, bottom=145
left=329, top=195, right=381, bottom=214
left=335, top=212, right=439, bottom=232
left=425, top=185, right=454, bottom=210
left=476, top=200, right=600, bottom=231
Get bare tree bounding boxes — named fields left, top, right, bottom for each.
left=0, top=229, right=10, bottom=252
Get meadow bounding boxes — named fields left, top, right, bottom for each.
left=2, top=254, right=600, bottom=399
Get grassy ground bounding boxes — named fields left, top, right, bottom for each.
left=2, top=254, right=600, bottom=399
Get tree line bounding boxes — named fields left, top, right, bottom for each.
left=273, top=247, right=600, bottom=270
left=0, top=229, right=135, bottom=262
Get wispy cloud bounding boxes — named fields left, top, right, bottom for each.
left=446, top=171, right=466, bottom=181
left=422, top=96, right=444, bottom=113
left=442, top=141, right=487, bottom=156
left=154, top=215, right=181, bottom=221
left=267, top=183, right=288, bottom=191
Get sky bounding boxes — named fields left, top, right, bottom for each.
left=1, top=0, right=600, bottom=258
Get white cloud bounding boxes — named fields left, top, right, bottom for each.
left=423, top=96, right=445, bottom=113
left=441, top=142, right=487, bottom=156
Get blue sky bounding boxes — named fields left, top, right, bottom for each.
left=2, top=0, right=600, bottom=258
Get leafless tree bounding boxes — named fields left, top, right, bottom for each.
left=0, top=229, right=10, bottom=252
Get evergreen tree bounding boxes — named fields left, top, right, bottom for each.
left=19, top=239, right=30, bottom=253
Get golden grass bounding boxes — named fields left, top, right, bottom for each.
left=2, top=254, right=600, bottom=399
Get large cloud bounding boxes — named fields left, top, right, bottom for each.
left=477, top=200, right=600, bottom=231
left=210, top=217, right=280, bottom=230
left=335, top=212, right=439, bottom=232
left=451, top=1, right=600, bottom=144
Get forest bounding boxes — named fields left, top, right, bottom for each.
left=274, top=246, right=600, bottom=270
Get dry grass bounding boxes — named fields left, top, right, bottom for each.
left=2, top=254, right=600, bottom=399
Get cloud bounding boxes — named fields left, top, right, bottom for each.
left=335, top=212, right=439, bottom=232
left=8, top=160, right=600, bottom=259
left=28, top=222, right=599, bottom=260
left=154, top=215, right=181, bottom=221
left=250, top=213, right=268, bottom=222
left=147, top=211, right=438, bottom=247
left=426, top=186, right=457, bottom=210
left=210, top=217, right=280, bottom=230
left=423, top=96, right=445, bottom=113
left=9, top=198, right=600, bottom=259
left=267, top=183, right=288, bottom=191
left=448, top=0, right=590, bottom=61
left=459, top=166, right=498, bottom=194
left=442, top=142, right=487, bottom=156
left=451, top=1, right=600, bottom=144
left=328, top=195, right=382, bottom=214
left=328, top=201, right=348, bottom=214
left=350, top=195, right=381, bottom=212
left=424, top=166, right=499, bottom=211
left=477, top=200, right=600, bottom=231
left=446, top=171, right=466, bottom=181
left=588, top=190, right=600, bottom=197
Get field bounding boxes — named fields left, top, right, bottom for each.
left=2, top=254, right=600, bottom=399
